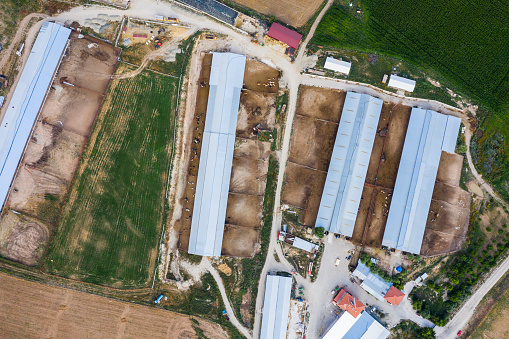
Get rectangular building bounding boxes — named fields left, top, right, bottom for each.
left=261, top=275, right=292, bottom=339
left=323, top=311, right=389, bottom=339
left=382, top=108, right=461, bottom=254
left=0, top=22, right=71, bottom=213
left=324, top=57, right=351, bottom=75
left=267, top=23, right=302, bottom=49
left=388, top=74, right=416, bottom=92
left=315, top=92, right=382, bottom=236
left=188, top=53, right=246, bottom=257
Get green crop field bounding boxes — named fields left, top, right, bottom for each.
left=45, top=66, right=178, bottom=287
left=312, top=0, right=509, bottom=111
left=312, top=0, right=509, bottom=200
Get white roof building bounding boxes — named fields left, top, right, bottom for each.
left=382, top=108, right=461, bottom=254
left=352, top=260, right=392, bottom=301
left=388, top=74, right=416, bottom=92
left=0, top=22, right=71, bottom=214
left=261, top=275, right=292, bottom=339
left=322, top=311, right=389, bottom=339
left=188, top=52, right=246, bottom=257
left=324, top=57, right=352, bottom=75
left=315, top=92, right=383, bottom=236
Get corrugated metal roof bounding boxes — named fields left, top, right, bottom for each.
left=323, top=311, right=389, bottom=339
left=388, top=74, right=416, bottom=92
left=382, top=108, right=461, bottom=254
left=315, top=92, right=382, bottom=236
left=361, top=274, right=392, bottom=301
left=324, top=57, right=351, bottom=75
left=291, top=236, right=318, bottom=253
left=0, top=22, right=71, bottom=214
left=267, top=23, right=302, bottom=49
left=261, top=275, right=292, bottom=339
left=188, top=53, right=246, bottom=257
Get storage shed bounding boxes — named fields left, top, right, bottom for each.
left=388, top=74, right=416, bottom=92
left=267, top=23, right=302, bottom=49
left=324, top=57, right=352, bottom=75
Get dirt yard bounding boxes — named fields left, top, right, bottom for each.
left=0, top=273, right=227, bottom=338
left=231, top=0, right=324, bottom=27
left=421, top=152, right=471, bottom=256
left=352, top=103, right=411, bottom=247
left=0, top=35, right=119, bottom=265
left=177, top=55, right=279, bottom=257
left=282, top=87, right=345, bottom=227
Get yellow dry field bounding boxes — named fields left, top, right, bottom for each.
left=0, top=273, right=227, bottom=339
left=232, top=0, right=324, bottom=27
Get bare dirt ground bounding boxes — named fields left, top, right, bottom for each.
left=230, top=0, right=324, bottom=27
left=421, top=152, right=471, bottom=256
left=0, top=272, right=227, bottom=339
left=0, top=35, right=119, bottom=265
left=353, top=103, right=410, bottom=246
left=282, top=87, right=345, bottom=227
left=295, top=85, right=345, bottom=122
left=226, top=193, right=262, bottom=228
left=230, top=156, right=268, bottom=195
left=237, top=90, right=276, bottom=138
left=281, top=162, right=327, bottom=226
left=288, top=115, right=338, bottom=172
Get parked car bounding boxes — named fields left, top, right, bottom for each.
left=335, top=258, right=340, bottom=267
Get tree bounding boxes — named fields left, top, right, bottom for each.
left=450, top=276, right=459, bottom=285
left=360, top=252, right=370, bottom=264
left=314, top=227, right=325, bottom=238
left=418, top=327, right=436, bottom=338
left=408, top=253, right=415, bottom=260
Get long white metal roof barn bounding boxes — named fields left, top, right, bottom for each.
left=0, top=22, right=71, bottom=214
left=388, top=74, right=416, bottom=92
left=322, top=310, right=389, bottom=339
left=324, top=56, right=352, bottom=75
left=382, top=107, right=461, bottom=254
left=315, top=92, right=382, bottom=236
left=188, top=52, right=246, bottom=257
left=260, top=274, right=292, bottom=339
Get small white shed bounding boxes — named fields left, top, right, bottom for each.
left=324, top=57, right=352, bottom=75
left=388, top=74, right=416, bottom=92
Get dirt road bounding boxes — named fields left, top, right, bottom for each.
left=435, top=254, right=509, bottom=338
left=1, top=0, right=506, bottom=337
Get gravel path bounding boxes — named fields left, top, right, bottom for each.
left=3, top=0, right=508, bottom=337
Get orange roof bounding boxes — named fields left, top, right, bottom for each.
left=384, top=286, right=405, bottom=305
left=333, top=288, right=364, bottom=318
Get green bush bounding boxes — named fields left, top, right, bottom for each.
left=314, top=227, right=325, bottom=238
left=486, top=227, right=493, bottom=232
left=499, top=229, right=505, bottom=235
left=360, top=252, right=371, bottom=264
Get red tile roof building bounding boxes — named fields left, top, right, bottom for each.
left=384, top=286, right=405, bottom=306
left=333, top=288, right=365, bottom=318
left=267, top=23, right=302, bottom=49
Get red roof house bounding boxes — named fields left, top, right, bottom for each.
left=267, top=23, right=302, bottom=49
left=384, top=286, right=405, bottom=306
left=333, top=288, right=365, bottom=318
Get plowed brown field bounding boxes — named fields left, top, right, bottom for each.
left=0, top=273, right=227, bottom=339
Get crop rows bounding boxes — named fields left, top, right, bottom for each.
left=312, top=0, right=509, bottom=112
left=45, top=69, right=178, bottom=287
